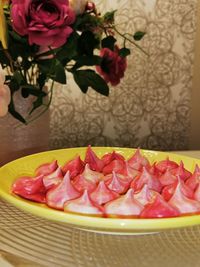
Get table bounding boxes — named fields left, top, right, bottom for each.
left=1, top=150, right=200, bottom=267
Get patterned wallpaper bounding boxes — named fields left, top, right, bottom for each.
left=49, top=0, right=198, bottom=151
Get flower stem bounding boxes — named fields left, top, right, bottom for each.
left=113, top=27, right=149, bottom=56
left=25, top=80, right=54, bottom=124
left=3, top=49, right=15, bottom=72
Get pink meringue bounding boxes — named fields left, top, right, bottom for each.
left=168, top=179, right=200, bottom=214
left=170, top=161, right=191, bottom=181
left=46, top=171, right=81, bottom=210
left=35, top=160, right=58, bottom=176
left=101, top=151, right=125, bottom=166
left=43, top=166, right=63, bottom=190
left=140, top=194, right=180, bottom=218
left=131, top=167, right=162, bottom=193
left=62, top=155, right=85, bottom=178
left=106, top=171, right=130, bottom=194
left=84, top=145, right=104, bottom=172
left=64, top=190, right=103, bottom=216
left=134, top=184, right=156, bottom=206
left=12, top=174, right=46, bottom=203
left=127, top=148, right=150, bottom=171
left=185, top=164, right=200, bottom=190
left=72, top=174, right=97, bottom=193
left=104, top=189, right=143, bottom=218
left=90, top=181, right=119, bottom=205
left=102, top=159, right=125, bottom=175
left=155, top=157, right=178, bottom=173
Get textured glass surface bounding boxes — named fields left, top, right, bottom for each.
left=1, top=198, right=200, bottom=267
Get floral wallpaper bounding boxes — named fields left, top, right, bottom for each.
left=50, top=0, right=198, bottom=151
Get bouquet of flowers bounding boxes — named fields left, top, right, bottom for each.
left=0, top=0, right=145, bottom=123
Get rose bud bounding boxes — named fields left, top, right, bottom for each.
left=85, top=2, right=96, bottom=13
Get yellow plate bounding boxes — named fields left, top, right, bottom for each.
left=0, top=147, right=200, bottom=234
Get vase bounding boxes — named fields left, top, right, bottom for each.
left=0, top=91, right=50, bottom=166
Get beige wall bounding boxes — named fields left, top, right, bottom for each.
left=50, top=0, right=199, bottom=151
left=190, top=0, right=200, bottom=149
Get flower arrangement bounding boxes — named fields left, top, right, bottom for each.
left=0, top=0, right=145, bottom=123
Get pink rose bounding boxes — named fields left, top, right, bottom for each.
left=11, top=0, right=76, bottom=47
left=96, top=46, right=127, bottom=86
left=0, top=66, right=10, bottom=117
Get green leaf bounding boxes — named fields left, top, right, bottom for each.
left=101, top=36, right=116, bottom=51
left=74, top=13, right=100, bottom=31
left=38, top=59, right=54, bottom=74
left=8, top=98, right=26, bottom=124
left=73, top=55, right=102, bottom=70
left=119, top=47, right=131, bottom=58
left=8, top=31, right=33, bottom=60
left=54, top=60, right=66, bottom=84
left=9, top=31, right=28, bottom=44
left=38, top=59, right=66, bottom=84
left=78, top=31, right=99, bottom=56
left=13, top=71, right=24, bottom=84
left=0, top=48, right=9, bottom=66
left=73, top=69, right=109, bottom=96
left=9, top=71, right=24, bottom=93
left=37, top=73, right=47, bottom=90
left=29, top=96, right=44, bottom=114
left=21, top=59, right=32, bottom=71
left=21, top=85, right=47, bottom=98
left=56, top=32, right=79, bottom=63
left=103, top=10, right=117, bottom=23
left=133, top=31, right=146, bottom=41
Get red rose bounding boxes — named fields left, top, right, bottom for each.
left=96, top=46, right=127, bottom=86
left=11, top=0, right=76, bottom=48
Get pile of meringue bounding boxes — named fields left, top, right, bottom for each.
left=12, top=146, right=200, bottom=218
